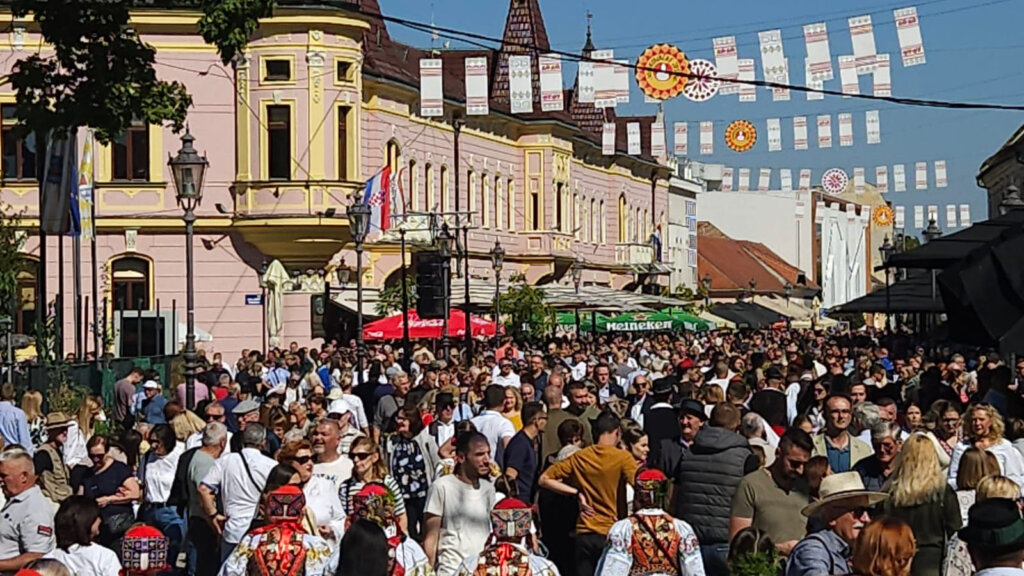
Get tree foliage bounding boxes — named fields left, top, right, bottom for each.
left=197, top=0, right=277, bottom=66
left=0, top=203, right=23, bottom=320
left=375, top=275, right=417, bottom=317
left=9, top=0, right=193, bottom=144
left=497, top=274, right=554, bottom=343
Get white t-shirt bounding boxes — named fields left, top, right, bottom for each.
left=45, top=543, right=122, bottom=576
left=313, top=456, right=354, bottom=494
left=424, top=475, right=497, bottom=576
left=469, top=410, right=515, bottom=460
left=201, top=448, right=277, bottom=544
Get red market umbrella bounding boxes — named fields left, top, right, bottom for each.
left=362, top=309, right=500, bottom=340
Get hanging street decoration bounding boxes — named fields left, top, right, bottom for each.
left=872, top=205, right=894, bottom=227
left=821, top=168, right=850, bottom=194
left=725, top=120, right=757, bottom=152
left=682, top=59, right=721, bottom=102
left=635, top=44, right=690, bottom=100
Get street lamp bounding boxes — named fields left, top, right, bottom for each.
left=571, top=257, right=583, bottom=335
left=490, top=240, right=504, bottom=342
left=784, top=281, right=793, bottom=306
left=258, top=260, right=268, bottom=357
left=701, top=273, right=712, bottom=308
left=168, top=127, right=208, bottom=411
left=347, top=198, right=371, bottom=388
left=879, top=235, right=895, bottom=332
left=436, top=223, right=455, bottom=362
left=922, top=218, right=942, bottom=244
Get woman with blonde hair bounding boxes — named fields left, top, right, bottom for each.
left=339, top=436, right=409, bottom=535
left=21, top=389, right=47, bottom=447
left=501, top=386, right=523, bottom=431
left=948, top=403, right=1024, bottom=489
left=852, top=516, right=917, bottom=576
left=883, top=434, right=961, bottom=576
left=942, top=475, right=1022, bottom=576
left=953, top=447, right=1000, bottom=524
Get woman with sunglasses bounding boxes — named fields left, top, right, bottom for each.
left=277, top=439, right=346, bottom=550
left=339, top=436, right=409, bottom=536
left=77, top=436, right=140, bottom=548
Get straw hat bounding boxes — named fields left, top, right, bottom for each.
left=801, top=472, right=888, bottom=517
left=44, top=412, right=73, bottom=430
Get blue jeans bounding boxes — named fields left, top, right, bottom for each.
left=701, top=543, right=730, bottom=576
left=141, top=506, right=186, bottom=576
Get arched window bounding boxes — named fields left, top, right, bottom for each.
left=112, top=256, right=152, bottom=311
left=555, top=183, right=564, bottom=232
left=14, top=257, right=38, bottom=334
left=440, top=165, right=450, bottom=212
left=618, top=195, right=627, bottom=243
left=506, top=178, right=515, bottom=231
left=482, top=174, right=491, bottom=228
left=600, top=200, right=606, bottom=243
left=386, top=140, right=401, bottom=173
left=425, top=163, right=435, bottom=212
left=590, top=198, right=597, bottom=243
left=494, top=175, right=502, bottom=230
left=468, top=170, right=477, bottom=224
left=408, top=160, right=418, bottom=211
left=581, top=199, right=589, bottom=242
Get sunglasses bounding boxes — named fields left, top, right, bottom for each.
left=89, top=452, right=105, bottom=461
left=207, top=413, right=226, bottom=421
left=350, top=452, right=373, bottom=461
left=292, top=455, right=313, bottom=464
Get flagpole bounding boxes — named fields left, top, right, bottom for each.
left=73, top=129, right=83, bottom=360
left=88, top=131, right=100, bottom=362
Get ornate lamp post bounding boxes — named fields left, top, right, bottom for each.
left=879, top=235, right=895, bottom=332
left=347, top=199, right=371, bottom=388
left=168, top=128, right=208, bottom=411
left=922, top=218, right=942, bottom=243
left=783, top=280, right=793, bottom=307
left=570, top=257, right=583, bottom=334
left=435, top=223, right=455, bottom=362
left=701, top=273, right=712, bottom=309
left=490, top=240, right=504, bottom=341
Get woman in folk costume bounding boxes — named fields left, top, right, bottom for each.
left=454, top=498, right=559, bottom=576
left=218, top=485, right=336, bottom=576
left=596, top=469, right=705, bottom=576
left=346, top=482, right=432, bottom=576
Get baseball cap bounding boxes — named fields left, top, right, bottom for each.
left=328, top=398, right=352, bottom=416
left=142, top=380, right=160, bottom=390
left=232, top=399, right=260, bottom=415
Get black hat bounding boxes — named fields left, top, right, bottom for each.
left=958, top=498, right=1024, bottom=555
left=435, top=392, right=455, bottom=409
left=765, top=366, right=784, bottom=381
left=652, top=376, right=676, bottom=395
left=678, top=399, right=707, bottom=422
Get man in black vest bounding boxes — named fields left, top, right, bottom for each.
left=652, top=398, right=706, bottom=474
left=643, top=377, right=680, bottom=468
left=670, top=403, right=758, bottom=576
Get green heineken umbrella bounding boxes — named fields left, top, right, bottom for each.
left=556, top=312, right=608, bottom=332
left=601, top=310, right=711, bottom=333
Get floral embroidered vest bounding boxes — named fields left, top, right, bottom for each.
left=627, top=514, right=680, bottom=576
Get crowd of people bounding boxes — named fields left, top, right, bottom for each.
left=0, top=330, right=1023, bottom=576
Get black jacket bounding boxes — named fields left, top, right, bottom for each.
left=644, top=404, right=681, bottom=468
left=671, top=426, right=758, bottom=545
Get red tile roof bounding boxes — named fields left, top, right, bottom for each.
left=697, top=222, right=818, bottom=294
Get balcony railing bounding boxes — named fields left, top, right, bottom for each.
left=232, top=180, right=360, bottom=217
left=521, top=231, right=576, bottom=259
left=615, top=242, right=656, bottom=266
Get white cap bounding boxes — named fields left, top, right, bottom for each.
left=328, top=398, right=352, bottom=416
left=142, top=380, right=160, bottom=390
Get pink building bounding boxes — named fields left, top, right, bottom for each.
left=2, top=0, right=671, bottom=357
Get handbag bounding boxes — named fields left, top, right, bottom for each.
left=102, top=511, right=136, bottom=538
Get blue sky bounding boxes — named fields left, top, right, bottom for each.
left=378, top=0, right=1024, bottom=236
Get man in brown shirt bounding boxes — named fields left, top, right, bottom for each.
left=540, top=410, right=639, bottom=576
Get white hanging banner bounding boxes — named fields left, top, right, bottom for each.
left=895, top=205, right=905, bottom=228
left=894, top=7, right=927, bottom=67
left=915, top=162, right=928, bottom=190
left=854, top=167, right=866, bottom=194
left=614, top=59, right=631, bottom=104
left=849, top=15, right=879, bottom=74
left=539, top=54, right=564, bottom=112
left=805, top=59, right=825, bottom=101
left=465, top=57, right=490, bottom=116
left=935, top=160, right=948, bottom=188
left=508, top=55, right=534, bottom=114
left=960, top=204, right=971, bottom=227
left=419, top=58, right=444, bottom=117
left=767, top=118, right=782, bottom=152
left=927, top=205, right=938, bottom=224
left=781, top=169, right=793, bottom=191
left=577, top=61, right=595, bottom=103
left=795, top=200, right=805, bottom=218
left=738, top=168, right=751, bottom=192
left=866, top=110, right=881, bottom=144
left=815, top=200, right=826, bottom=223
left=674, top=122, right=688, bottom=156
left=946, top=204, right=957, bottom=229
left=876, top=166, right=889, bottom=193
left=772, top=60, right=791, bottom=102
left=738, top=59, right=756, bottom=102
left=602, top=122, right=616, bottom=155
left=722, top=167, right=735, bottom=191
left=758, top=168, right=771, bottom=191
left=592, top=50, right=617, bottom=108
left=913, top=205, right=924, bottom=228
left=803, top=22, right=834, bottom=81
left=838, top=113, right=854, bottom=147
left=839, top=56, right=859, bottom=97
left=700, top=121, right=714, bottom=155
left=758, top=29, right=786, bottom=81
left=817, top=115, right=833, bottom=149
left=627, top=122, right=642, bottom=155
left=800, top=169, right=813, bottom=190
left=894, top=164, right=907, bottom=192
left=794, top=116, right=809, bottom=150
left=713, top=36, right=740, bottom=95
left=873, top=54, right=892, bottom=97
left=651, top=122, right=666, bottom=158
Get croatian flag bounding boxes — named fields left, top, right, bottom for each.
left=362, top=166, right=391, bottom=234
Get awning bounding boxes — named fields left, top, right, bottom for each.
left=832, top=274, right=945, bottom=314
left=752, top=295, right=815, bottom=320
left=709, top=302, right=786, bottom=329
left=555, top=310, right=712, bottom=332
left=362, top=309, right=499, bottom=340
left=885, top=209, right=1024, bottom=270
left=448, top=281, right=689, bottom=313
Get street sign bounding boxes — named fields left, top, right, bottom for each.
left=245, top=294, right=264, bottom=306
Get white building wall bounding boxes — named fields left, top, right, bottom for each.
left=668, top=177, right=700, bottom=292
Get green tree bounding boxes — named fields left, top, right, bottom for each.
left=375, top=276, right=417, bottom=317
left=0, top=202, right=23, bottom=321
left=497, top=274, right=554, bottom=343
